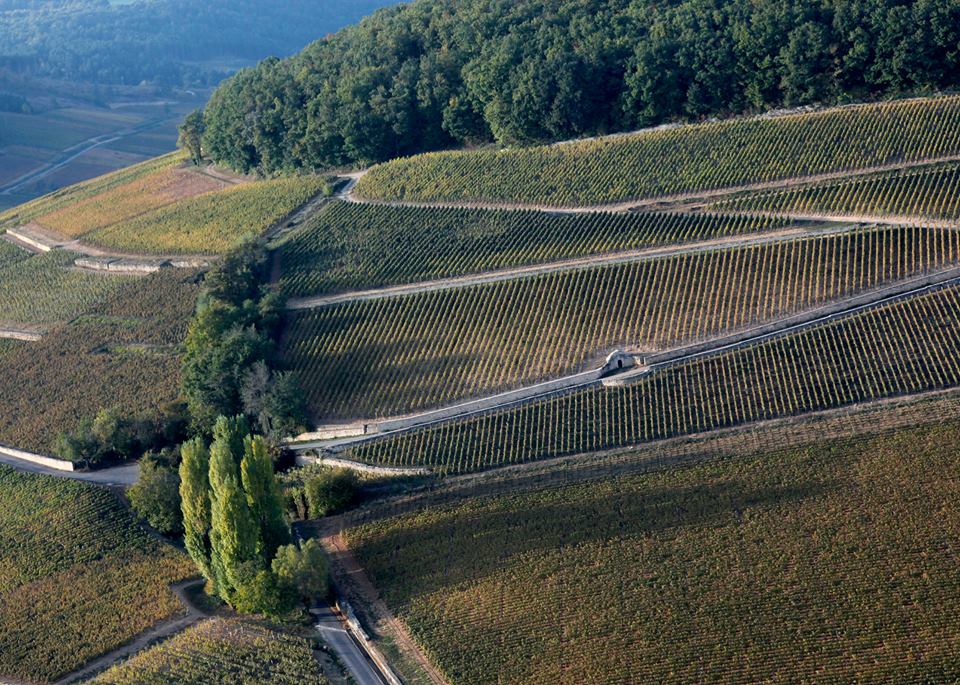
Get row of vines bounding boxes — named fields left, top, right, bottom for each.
left=0, top=465, right=194, bottom=683
left=350, top=283, right=960, bottom=473
left=275, top=201, right=787, bottom=296
left=356, top=96, right=960, bottom=207
left=91, top=619, right=327, bottom=685
left=285, top=225, right=960, bottom=420
left=715, top=160, right=960, bottom=222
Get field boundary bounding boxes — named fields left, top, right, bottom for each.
left=0, top=444, right=74, bottom=472
left=290, top=267, right=960, bottom=454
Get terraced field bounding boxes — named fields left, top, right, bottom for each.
left=89, top=619, right=328, bottom=685
left=345, top=423, right=960, bottom=684
left=275, top=201, right=788, bottom=296
left=0, top=465, right=196, bottom=684
left=0, top=269, right=200, bottom=454
left=85, top=175, right=329, bottom=255
left=0, top=153, right=183, bottom=228
left=356, top=96, right=960, bottom=207
left=285, top=225, right=960, bottom=420
left=715, top=160, right=960, bottom=222
left=0, top=250, right=132, bottom=326
left=351, top=282, right=960, bottom=473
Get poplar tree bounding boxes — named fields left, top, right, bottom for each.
left=241, top=435, right=291, bottom=560
left=179, top=438, right=213, bottom=586
left=208, top=416, right=257, bottom=599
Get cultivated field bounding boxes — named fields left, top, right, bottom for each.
left=0, top=269, right=200, bottom=454
left=85, top=175, right=329, bottom=255
left=0, top=250, right=132, bottom=326
left=352, top=283, right=960, bottom=473
left=345, top=423, right=960, bottom=684
left=715, top=160, right=960, bottom=222
left=0, top=465, right=195, bottom=684
left=275, top=201, right=787, bottom=296
left=356, top=96, right=960, bottom=207
left=285, top=225, right=960, bottom=420
left=89, top=619, right=328, bottom=685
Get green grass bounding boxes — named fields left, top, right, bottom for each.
left=274, top=201, right=788, bottom=297
left=0, top=465, right=196, bottom=683
left=352, top=282, right=960, bottom=473
left=356, top=95, right=960, bottom=207
left=86, top=175, right=329, bottom=255
left=0, top=250, right=133, bottom=326
left=89, top=619, right=328, bottom=685
left=285, top=225, right=960, bottom=421
left=344, top=422, right=960, bottom=684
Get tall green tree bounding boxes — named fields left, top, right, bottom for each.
left=178, top=109, right=206, bottom=166
left=241, top=435, right=291, bottom=560
left=179, top=438, right=213, bottom=585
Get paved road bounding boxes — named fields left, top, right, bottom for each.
left=0, top=453, right=139, bottom=486
left=314, top=606, right=387, bottom=685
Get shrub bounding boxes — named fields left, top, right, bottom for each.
left=129, top=459, right=183, bottom=536
left=304, top=469, right=357, bottom=518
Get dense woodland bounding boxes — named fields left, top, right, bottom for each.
left=200, top=0, right=960, bottom=174
left=0, top=0, right=396, bottom=87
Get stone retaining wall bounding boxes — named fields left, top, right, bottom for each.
left=0, top=445, right=75, bottom=472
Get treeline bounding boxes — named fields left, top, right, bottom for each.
left=0, top=0, right=396, bottom=87
left=201, top=0, right=960, bottom=174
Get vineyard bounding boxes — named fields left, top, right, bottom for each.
left=285, top=225, right=960, bottom=420
left=90, top=619, right=328, bottom=685
left=344, top=423, right=960, bottom=684
left=274, top=201, right=787, bottom=297
left=0, top=250, right=132, bottom=326
left=0, top=465, right=195, bottom=683
left=356, top=96, right=960, bottom=207
left=0, top=152, right=182, bottom=229
left=84, top=175, right=329, bottom=255
left=351, top=282, right=960, bottom=473
left=0, top=237, right=30, bottom=270
left=714, top=160, right=960, bottom=222
left=0, top=269, right=200, bottom=454
left=32, top=164, right=229, bottom=239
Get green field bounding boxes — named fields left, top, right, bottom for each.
left=85, top=175, right=329, bottom=255
left=0, top=465, right=195, bottom=683
left=715, top=160, right=960, bottom=222
left=274, top=201, right=787, bottom=296
left=285, top=225, right=960, bottom=420
left=0, top=268, right=200, bottom=454
left=352, top=283, right=960, bottom=473
left=89, top=619, right=328, bottom=685
left=344, top=422, right=960, bottom=684
left=356, top=96, right=960, bottom=207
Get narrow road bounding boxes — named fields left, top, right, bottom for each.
left=286, top=223, right=854, bottom=310
left=0, top=451, right=139, bottom=486
left=55, top=579, right=206, bottom=685
left=0, top=115, right=179, bottom=196
left=315, top=607, right=388, bottom=685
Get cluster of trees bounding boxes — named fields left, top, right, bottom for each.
left=179, top=416, right=327, bottom=615
left=55, top=403, right=188, bottom=468
left=281, top=467, right=358, bottom=522
left=0, top=0, right=395, bottom=87
left=180, top=242, right=308, bottom=442
left=201, top=0, right=960, bottom=174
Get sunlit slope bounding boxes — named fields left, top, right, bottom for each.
left=356, top=96, right=960, bottom=207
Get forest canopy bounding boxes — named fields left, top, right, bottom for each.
left=0, top=0, right=397, bottom=87
left=199, top=0, right=960, bottom=174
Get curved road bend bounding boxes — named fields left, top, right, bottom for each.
left=0, top=452, right=139, bottom=487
